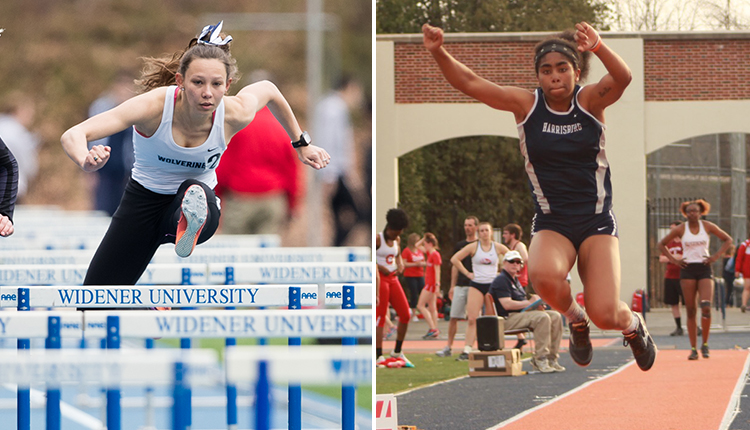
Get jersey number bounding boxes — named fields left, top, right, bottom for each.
left=207, top=153, right=221, bottom=169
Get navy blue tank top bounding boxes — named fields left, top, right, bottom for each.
left=518, top=86, right=611, bottom=215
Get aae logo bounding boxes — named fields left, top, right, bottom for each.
left=0, top=293, right=16, bottom=301
left=301, top=292, right=317, bottom=300
left=325, top=291, right=342, bottom=299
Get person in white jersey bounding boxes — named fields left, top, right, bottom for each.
left=376, top=208, right=413, bottom=366
left=60, top=22, right=329, bottom=288
left=450, top=221, right=509, bottom=360
left=659, top=199, right=732, bottom=360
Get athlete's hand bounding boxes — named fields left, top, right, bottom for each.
left=296, top=144, right=330, bottom=170
left=422, top=24, right=444, bottom=52
left=82, top=145, right=111, bottom=172
left=574, top=21, right=600, bottom=52
left=467, top=272, right=475, bottom=281
left=0, top=215, right=13, bottom=237
left=448, top=286, right=455, bottom=301
left=673, top=256, right=687, bottom=268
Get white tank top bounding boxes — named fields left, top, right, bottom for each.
left=682, top=221, right=710, bottom=264
left=376, top=232, right=398, bottom=273
left=472, top=241, right=499, bottom=284
left=131, top=86, right=227, bottom=194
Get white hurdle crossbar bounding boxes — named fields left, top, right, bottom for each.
left=0, top=246, right=371, bottom=265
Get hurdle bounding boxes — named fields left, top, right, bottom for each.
left=0, top=307, right=372, bottom=430
left=0, top=232, right=281, bottom=251
left=207, top=262, right=372, bottom=285
left=0, top=246, right=371, bottom=265
left=0, top=344, right=371, bottom=430
left=0, top=284, right=373, bottom=430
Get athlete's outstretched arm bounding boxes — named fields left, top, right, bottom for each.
left=576, top=22, right=632, bottom=116
left=231, top=81, right=330, bottom=170
left=61, top=89, right=165, bottom=172
left=422, top=24, right=532, bottom=120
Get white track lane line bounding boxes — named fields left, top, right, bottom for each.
left=719, top=351, right=750, bottom=430
left=2, top=383, right=103, bottom=429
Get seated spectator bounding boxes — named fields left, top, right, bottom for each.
left=488, top=250, right=565, bottom=373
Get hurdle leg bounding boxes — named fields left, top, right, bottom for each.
left=143, top=338, right=156, bottom=430
left=172, top=361, right=188, bottom=430
left=106, top=316, right=121, bottom=430
left=46, top=316, right=62, bottom=430
left=254, top=361, right=271, bottom=430
left=341, top=285, right=357, bottom=430
left=180, top=307, right=193, bottom=429
left=17, top=288, right=30, bottom=430
left=288, top=287, right=302, bottom=430
left=225, top=307, right=238, bottom=430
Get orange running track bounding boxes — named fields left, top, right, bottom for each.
left=490, top=349, right=750, bottom=430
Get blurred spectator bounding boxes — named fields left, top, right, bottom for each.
left=88, top=71, right=135, bottom=215
left=0, top=92, right=39, bottom=200
left=0, top=136, right=18, bottom=237
left=215, top=70, right=302, bottom=235
left=314, top=75, right=366, bottom=246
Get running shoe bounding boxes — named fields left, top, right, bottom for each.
left=390, top=351, right=415, bottom=368
left=669, top=327, right=684, bottom=336
left=385, top=326, right=397, bottom=339
left=422, top=329, right=440, bottom=339
left=513, top=339, right=527, bottom=350
left=688, top=348, right=699, bottom=360
left=531, top=357, right=555, bottom=374
left=549, top=358, right=566, bottom=372
left=742, top=305, right=746, bottom=313
left=376, top=355, right=387, bottom=368
left=701, top=343, right=710, bottom=358
left=456, top=352, right=469, bottom=361
left=175, top=185, right=208, bottom=258
left=435, top=346, right=452, bottom=357
left=568, top=317, right=593, bottom=367
left=623, top=312, right=657, bottom=371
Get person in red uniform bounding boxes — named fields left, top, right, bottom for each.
left=417, top=233, right=442, bottom=338
left=215, top=105, right=301, bottom=235
left=660, top=221, right=684, bottom=336
left=735, top=237, right=750, bottom=312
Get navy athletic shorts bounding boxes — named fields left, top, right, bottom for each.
left=530, top=210, right=618, bottom=251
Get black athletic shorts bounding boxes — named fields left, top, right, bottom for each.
left=680, top=263, right=713, bottom=281
left=663, top=278, right=684, bottom=305
left=470, top=281, right=491, bottom=295
left=531, top=210, right=618, bottom=250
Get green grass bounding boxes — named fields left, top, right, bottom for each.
left=376, top=352, right=531, bottom=394
left=376, top=353, right=470, bottom=394
left=304, top=385, right=372, bottom=410
left=154, top=338, right=371, bottom=410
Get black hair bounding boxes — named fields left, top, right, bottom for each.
left=534, top=30, right=591, bottom=82
left=385, top=208, right=409, bottom=231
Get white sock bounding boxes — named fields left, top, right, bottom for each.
left=463, top=345, right=472, bottom=354
left=564, top=301, right=586, bottom=323
left=622, top=312, right=638, bottom=335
